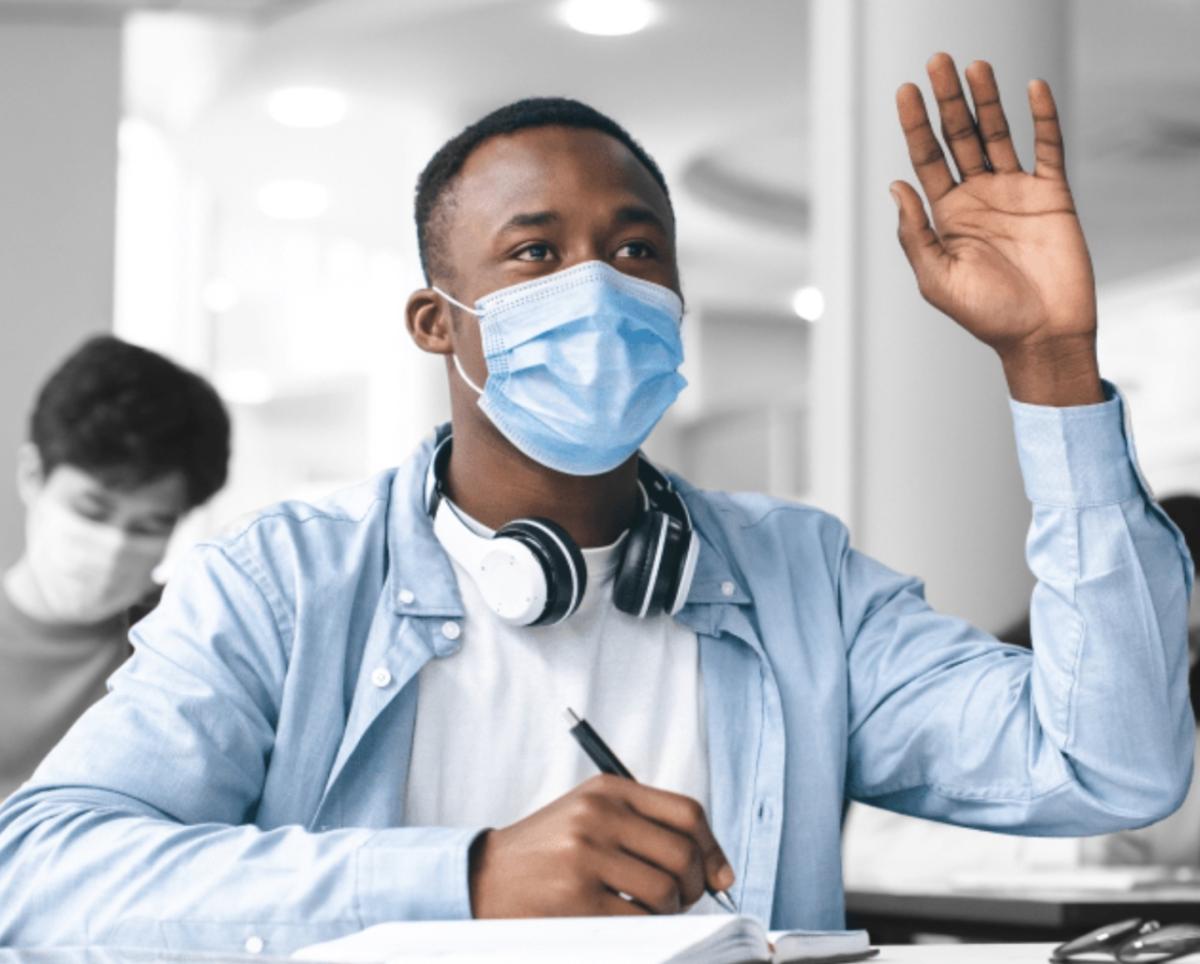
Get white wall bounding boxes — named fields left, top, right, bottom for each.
left=0, top=16, right=122, bottom=561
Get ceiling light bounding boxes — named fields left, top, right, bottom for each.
left=560, top=0, right=657, bottom=36
left=266, top=87, right=347, bottom=128
left=791, top=286, right=825, bottom=322
left=256, top=180, right=330, bottom=220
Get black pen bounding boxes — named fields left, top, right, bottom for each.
left=565, top=707, right=738, bottom=913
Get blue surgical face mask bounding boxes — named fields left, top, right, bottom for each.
left=434, top=261, right=687, bottom=476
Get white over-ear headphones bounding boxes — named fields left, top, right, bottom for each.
left=424, top=429, right=699, bottom=627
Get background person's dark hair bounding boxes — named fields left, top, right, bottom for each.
left=30, top=335, right=231, bottom=509
left=414, top=96, right=673, bottom=284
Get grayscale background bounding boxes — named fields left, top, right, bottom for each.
left=1, top=0, right=1197, bottom=636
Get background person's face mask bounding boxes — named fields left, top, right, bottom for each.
left=24, top=495, right=168, bottom=625
left=435, top=260, right=687, bottom=476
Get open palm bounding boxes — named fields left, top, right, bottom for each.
left=893, top=55, right=1097, bottom=353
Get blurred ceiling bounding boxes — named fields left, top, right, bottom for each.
left=165, top=0, right=809, bottom=313
left=0, top=0, right=313, bottom=19
left=122, top=0, right=1200, bottom=311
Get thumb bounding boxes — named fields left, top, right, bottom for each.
left=890, top=180, right=946, bottom=298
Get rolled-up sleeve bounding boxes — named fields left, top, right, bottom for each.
left=844, top=382, right=1195, bottom=834
left=0, top=545, right=479, bottom=954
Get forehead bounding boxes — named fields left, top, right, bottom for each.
left=45, top=463, right=189, bottom=515
left=450, top=125, right=673, bottom=230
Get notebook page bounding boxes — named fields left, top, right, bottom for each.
left=294, top=915, right=763, bottom=964
left=770, top=928, right=873, bottom=963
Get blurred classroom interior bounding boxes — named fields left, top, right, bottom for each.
left=2, top=0, right=1200, bottom=950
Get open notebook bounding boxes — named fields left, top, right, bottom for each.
left=293, top=916, right=877, bottom=964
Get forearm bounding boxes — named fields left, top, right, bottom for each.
left=0, top=786, right=479, bottom=954
left=1016, top=389, right=1194, bottom=820
left=846, top=383, right=1193, bottom=832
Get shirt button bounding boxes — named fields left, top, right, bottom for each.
left=370, top=667, right=392, bottom=688
left=399, top=588, right=415, bottom=605
left=720, top=580, right=736, bottom=597
left=441, top=621, right=462, bottom=641
left=244, top=936, right=264, bottom=954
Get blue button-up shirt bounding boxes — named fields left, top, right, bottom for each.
left=0, top=387, right=1193, bottom=954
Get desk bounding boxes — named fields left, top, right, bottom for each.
left=846, top=886, right=1200, bottom=943
left=0, top=946, right=1069, bottom=963
left=875, top=948, right=1057, bottom=962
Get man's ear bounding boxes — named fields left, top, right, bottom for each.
left=405, top=289, right=455, bottom=356
left=15, top=443, right=44, bottom=506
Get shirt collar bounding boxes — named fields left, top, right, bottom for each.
left=386, top=428, right=465, bottom=619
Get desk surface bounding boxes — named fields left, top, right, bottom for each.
left=875, top=947, right=1057, bottom=962
left=0, top=946, right=1067, bottom=963
left=846, top=886, right=1200, bottom=943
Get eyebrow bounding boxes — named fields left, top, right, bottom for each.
left=613, top=204, right=669, bottom=234
left=494, top=205, right=670, bottom=237
left=497, top=210, right=560, bottom=234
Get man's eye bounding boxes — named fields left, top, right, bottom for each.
left=616, top=241, right=655, bottom=259
left=515, top=243, right=553, bottom=261
left=70, top=501, right=108, bottom=523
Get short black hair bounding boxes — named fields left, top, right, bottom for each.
left=414, top=96, right=672, bottom=283
left=30, top=335, right=231, bottom=509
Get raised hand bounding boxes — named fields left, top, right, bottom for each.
left=893, top=53, right=1104, bottom=406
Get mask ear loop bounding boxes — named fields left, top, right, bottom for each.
left=432, top=286, right=486, bottom=396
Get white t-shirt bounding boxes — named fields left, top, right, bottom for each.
left=403, top=512, right=710, bottom=833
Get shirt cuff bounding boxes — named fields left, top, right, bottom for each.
left=1009, top=379, right=1143, bottom=508
left=355, top=826, right=482, bottom=923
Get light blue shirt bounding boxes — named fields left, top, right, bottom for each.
left=0, top=386, right=1193, bottom=954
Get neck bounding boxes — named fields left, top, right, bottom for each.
left=444, top=413, right=640, bottom=549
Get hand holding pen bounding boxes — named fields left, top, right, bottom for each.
left=467, top=714, right=737, bottom=919
left=566, top=708, right=738, bottom=913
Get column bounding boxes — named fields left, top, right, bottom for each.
left=809, top=0, right=1069, bottom=631
left=0, top=13, right=122, bottom=556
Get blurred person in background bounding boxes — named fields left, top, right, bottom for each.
left=0, top=335, right=231, bottom=800
left=843, top=494, right=1200, bottom=887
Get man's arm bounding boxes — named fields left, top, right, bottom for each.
left=844, top=384, right=1195, bottom=830
left=0, top=545, right=478, bottom=954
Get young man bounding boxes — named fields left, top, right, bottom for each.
left=0, top=335, right=230, bottom=799
left=0, top=55, right=1192, bottom=953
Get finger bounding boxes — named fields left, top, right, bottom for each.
left=927, top=51, right=988, bottom=179
left=607, top=807, right=706, bottom=907
left=1028, top=79, right=1066, bottom=180
left=615, top=782, right=734, bottom=893
left=895, top=82, right=955, bottom=203
left=598, top=892, right=650, bottom=917
left=964, top=60, right=1022, bottom=173
left=890, top=180, right=948, bottom=300
left=594, top=849, right=682, bottom=915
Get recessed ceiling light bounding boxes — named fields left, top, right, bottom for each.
left=560, top=0, right=657, bottom=36
left=266, top=87, right=347, bottom=129
left=256, top=180, right=330, bottom=220
left=791, top=286, right=825, bottom=322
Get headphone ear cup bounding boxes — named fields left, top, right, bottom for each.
left=613, top=514, right=657, bottom=616
left=651, top=517, right=689, bottom=614
left=496, top=517, right=586, bottom=625
left=615, top=512, right=691, bottom=618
